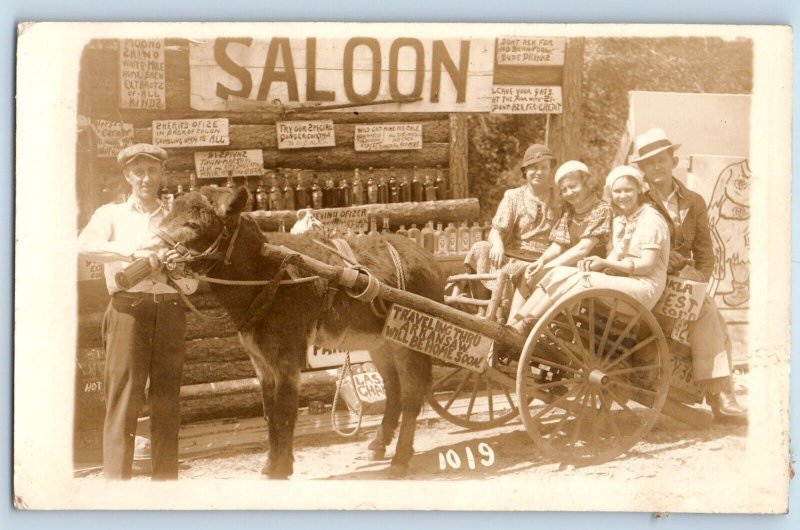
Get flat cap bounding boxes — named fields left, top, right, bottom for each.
left=117, top=143, right=168, bottom=167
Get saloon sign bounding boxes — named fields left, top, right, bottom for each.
left=189, top=36, right=566, bottom=113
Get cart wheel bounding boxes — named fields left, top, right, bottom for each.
left=426, top=359, right=519, bottom=430
left=515, top=288, right=670, bottom=465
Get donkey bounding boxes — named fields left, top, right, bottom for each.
left=158, top=186, right=444, bottom=478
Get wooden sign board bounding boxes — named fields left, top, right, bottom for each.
left=188, top=38, right=495, bottom=112
left=313, top=206, right=369, bottom=233
left=78, top=258, right=104, bottom=282
left=194, top=149, right=264, bottom=179
left=276, top=120, right=335, bottom=149
left=653, top=276, right=707, bottom=321
left=92, top=119, right=134, bottom=158
left=306, top=346, right=371, bottom=369
left=152, top=118, right=230, bottom=148
left=667, top=352, right=707, bottom=402
left=671, top=317, right=691, bottom=346
left=382, top=304, right=491, bottom=373
left=491, top=85, right=563, bottom=114
left=495, top=37, right=566, bottom=66
left=118, top=39, right=166, bottom=110
left=354, top=123, right=423, bottom=151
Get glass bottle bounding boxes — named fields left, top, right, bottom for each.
left=366, top=170, right=378, bottom=205
left=424, top=173, right=437, bottom=202
left=188, top=172, right=198, bottom=192
left=268, top=172, right=284, bottom=211
left=310, top=174, right=323, bottom=210
left=381, top=216, right=391, bottom=234
left=278, top=220, right=287, bottom=233
left=174, top=183, right=185, bottom=203
left=294, top=172, right=307, bottom=210
left=368, top=216, right=380, bottom=237
left=457, top=221, right=471, bottom=254
left=434, top=164, right=448, bottom=201
left=411, top=166, right=424, bottom=202
left=396, top=224, right=409, bottom=238
left=255, top=174, right=269, bottom=211
left=435, top=222, right=447, bottom=256
left=421, top=221, right=436, bottom=253
left=323, top=178, right=337, bottom=208
left=470, top=221, right=484, bottom=247
left=445, top=222, right=458, bottom=255
left=377, top=172, right=389, bottom=204
left=388, top=167, right=400, bottom=203
left=159, top=176, right=174, bottom=212
left=352, top=168, right=365, bottom=206
left=399, top=173, right=411, bottom=203
left=340, top=178, right=352, bottom=207
left=283, top=172, right=296, bottom=211
left=407, top=223, right=422, bottom=246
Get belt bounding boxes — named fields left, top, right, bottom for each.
left=113, top=291, right=181, bottom=303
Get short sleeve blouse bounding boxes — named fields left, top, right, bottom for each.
left=492, top=185, right=558, bottom=255
left=549, top=199, right=613, bottom=256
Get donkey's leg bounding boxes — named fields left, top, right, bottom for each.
left=390, top=346, right=432, bottom=476
left=367, top=348, right=401, bottom=461
left=262, top=356, right=302, bottom=479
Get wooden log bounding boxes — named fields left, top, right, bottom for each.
left=547, top=38, right=584, bottom=163
left=261, top=242, right=528, bottom=352
left=131, top=121, right=449, bottom=151
left=182, top=359, right=255, bottom=386
left=448, top=114, right=469, bottom=199
left=247, top=197, right=479, bottom=232
left=184, top=336, right=249, bottom=364
left=94, top=143, right=450, bottom=174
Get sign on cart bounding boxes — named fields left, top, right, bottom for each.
left=382, top=304, right=491, bottom=372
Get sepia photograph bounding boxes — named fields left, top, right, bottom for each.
left=13, top=21, right=792, bottom=513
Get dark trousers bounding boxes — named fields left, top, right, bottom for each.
left=101, top=294, right=186, bottom=480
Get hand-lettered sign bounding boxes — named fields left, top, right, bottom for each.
left=119, top=39, right=166, bottom=110
left=354, top=123, right=423, bottom=151
left=495, top=37, right=566, bottom=66
left=653, top=276, right=707, bottom=321
left=276, top=120, right=335, bottom=149
left=305, top=346, right=371, bottom=369
left=152, top=118, right=230, bottom=148
left=491, top=85, right=563, bottom=114
left=193, top=149, right=264, bottom=179
left=312, top=206, right=369, bottom=233
left=382, top=304, right=491, bottom=372
left=92, top=119, right=134, bottom=158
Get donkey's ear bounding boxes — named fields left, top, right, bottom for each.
left=216, top=186, right=250, bottom=218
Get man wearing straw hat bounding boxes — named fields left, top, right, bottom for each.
left=632, top=128, right=747, bottom=424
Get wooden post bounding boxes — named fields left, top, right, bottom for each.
left=547, top=38, right=584, bottom=163
left=448, top=113, right=469, bottom=199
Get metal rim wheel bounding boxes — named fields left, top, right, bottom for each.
left=515, top=288, right=671, bottom=465
left=426, top=358, right=519, bottom=430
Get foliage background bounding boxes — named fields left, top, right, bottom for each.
left=467, top=37, right=753, bottom=222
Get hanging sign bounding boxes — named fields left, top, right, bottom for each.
left=92, top=119, right=134, bottom=158
left=194, top=149, right=264, bottom=179
left=653, top=276, right=707, bottom=321
left=118, top=39, right=166, bottom=110
left=152, top=118, right=230, bottom=148
left=276, top=120, right=335, bottom=149
left=354, top=123, right=423, bottom=151
left=382, top=304, right=491, bottom=372
left=495, top=37, right=566, bottom=66
left=491, top=85, right=563, bottom=114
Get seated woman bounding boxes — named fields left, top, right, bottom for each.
left=510, top=165, right=671, bottom=333
left=464, top=143, right=560, bottom=285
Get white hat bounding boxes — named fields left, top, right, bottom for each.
left=631, top=128, right=681, bottom=163
left=554, top=160, right=589, bottom=186
left=606, top=165, right=644, bottom=191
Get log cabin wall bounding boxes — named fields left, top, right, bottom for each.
left=75, top=38, right=475, bottom=465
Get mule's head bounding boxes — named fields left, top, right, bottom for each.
left=158, top=185, right=250, bottom=273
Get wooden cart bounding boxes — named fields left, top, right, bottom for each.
left=261, top=243, right=712, bottom=466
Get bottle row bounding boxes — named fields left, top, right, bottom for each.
left=156, top=165, right=450, bottom=212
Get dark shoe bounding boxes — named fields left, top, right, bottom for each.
left=706, top=390, right=748, bottom=425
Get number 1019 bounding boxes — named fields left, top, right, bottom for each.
left=438, top=443, right=495, bottom=470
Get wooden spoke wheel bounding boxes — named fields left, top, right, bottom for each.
left=426, top=356, right=519, bottom=430
left=515, top=288, right=671, bottom=465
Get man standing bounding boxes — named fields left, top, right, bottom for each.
left=78, top=143, right=186, bottom=479
left=632, top=128, right=747, bottom=424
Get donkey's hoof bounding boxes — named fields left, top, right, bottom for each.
left=261, top=460, right=293, bottom=479
left=262, top=472, right=290, bottom=480
left=367, top=448, right=386, bottom=461
left=388, top=463, right=410, bottom=479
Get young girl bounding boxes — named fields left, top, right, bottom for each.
left=510, top=165, right=671, bottom=332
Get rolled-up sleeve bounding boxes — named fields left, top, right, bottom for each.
left=77, top=205, right=136, bottom=262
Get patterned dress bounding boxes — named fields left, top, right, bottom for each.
left=549, top=199, right=613, bottom=257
